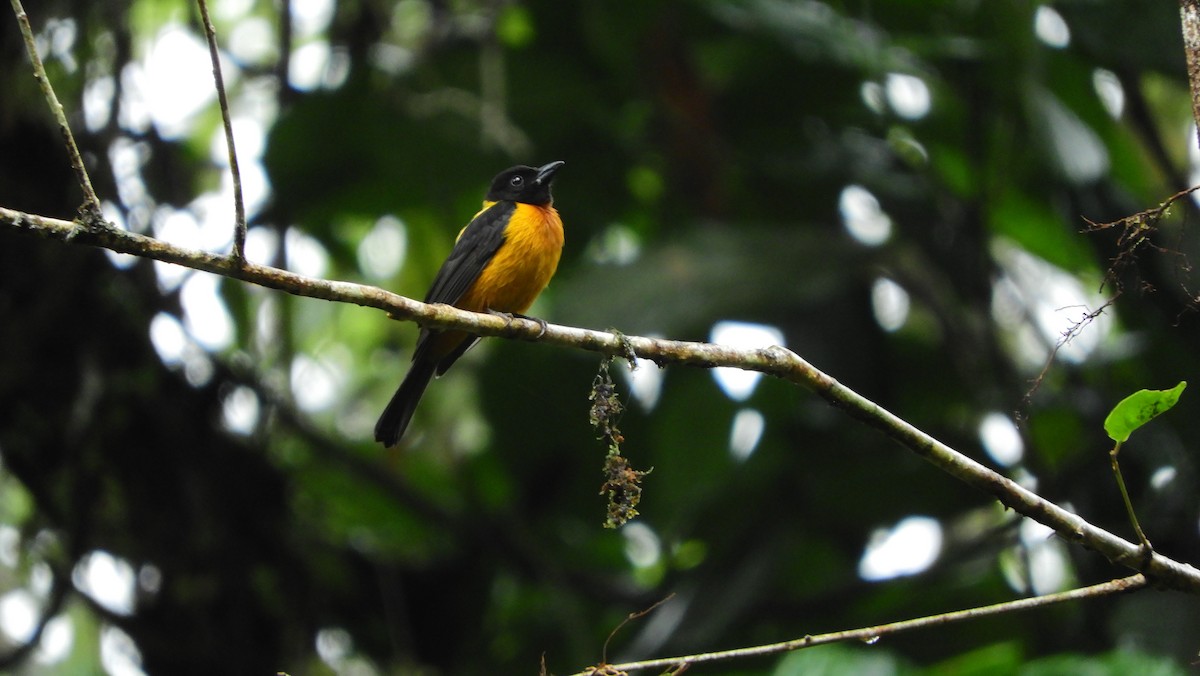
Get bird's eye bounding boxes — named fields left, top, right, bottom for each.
left=509, top=175, right=524, bottom=187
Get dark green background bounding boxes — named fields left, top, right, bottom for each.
left=1, top=1, right=1198, bottom=673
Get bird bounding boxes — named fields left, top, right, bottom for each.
left=374, top=161, right=566, bottom=447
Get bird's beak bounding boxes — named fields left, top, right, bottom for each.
left=535, top=160, right=565, bottom=185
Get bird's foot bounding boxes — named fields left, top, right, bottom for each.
left=487, top=309, right=548, bottom=338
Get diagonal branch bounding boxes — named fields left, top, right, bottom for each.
left=196, top=0, right=248, bottom=261
left=9, top=0, right=102, bottom=223
left=4, top=204, right=1200, bottom=594
left=571, top=574, right=1147, bottom=674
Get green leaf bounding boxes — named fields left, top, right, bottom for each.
left=1103, top=382, right=1187, bottom=443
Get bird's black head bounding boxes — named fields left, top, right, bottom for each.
left=485, top=161, right=564, bottom=205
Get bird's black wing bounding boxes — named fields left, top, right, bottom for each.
left=422, top=201, right=515, bottom=306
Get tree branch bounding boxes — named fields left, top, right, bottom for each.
left=4, top=204, right=1200, bottom=594
left=9, top=0, right=102, bottom=223
left=570, top=574, right=1148, bottom=674
left=196, top=0, right=248, bottom=261
left=1181, top=0, right=1200, bottom=152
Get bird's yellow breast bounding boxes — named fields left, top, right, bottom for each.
left=458, top=202, right=563, bottom=314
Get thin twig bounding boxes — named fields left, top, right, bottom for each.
left=600, top=595, right=676, bottom=667
left=5, top=204, right=1200, bottom=594
left=277, top=0, right=295, bottom=102
left=9, top=0, right=103, bottom=223
left=1081, top=184, right=1200, bottom=240
left=569, top=575, right=1147, bottom=675
left=1023, top=295, right=1119, bottom=406
left=1109, top=441, right=1153, bottom=554
left=196, top=0, right=248, bottom=261
left=1079, top=183, right=1200, bottom=321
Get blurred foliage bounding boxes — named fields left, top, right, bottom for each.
left=3, top=0, right=1200, bottom=674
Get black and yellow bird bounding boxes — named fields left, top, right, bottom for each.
left=374, top=161, right=566, bottom=447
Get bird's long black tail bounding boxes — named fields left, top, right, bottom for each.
left=374, top=358, right=437, bottom=447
